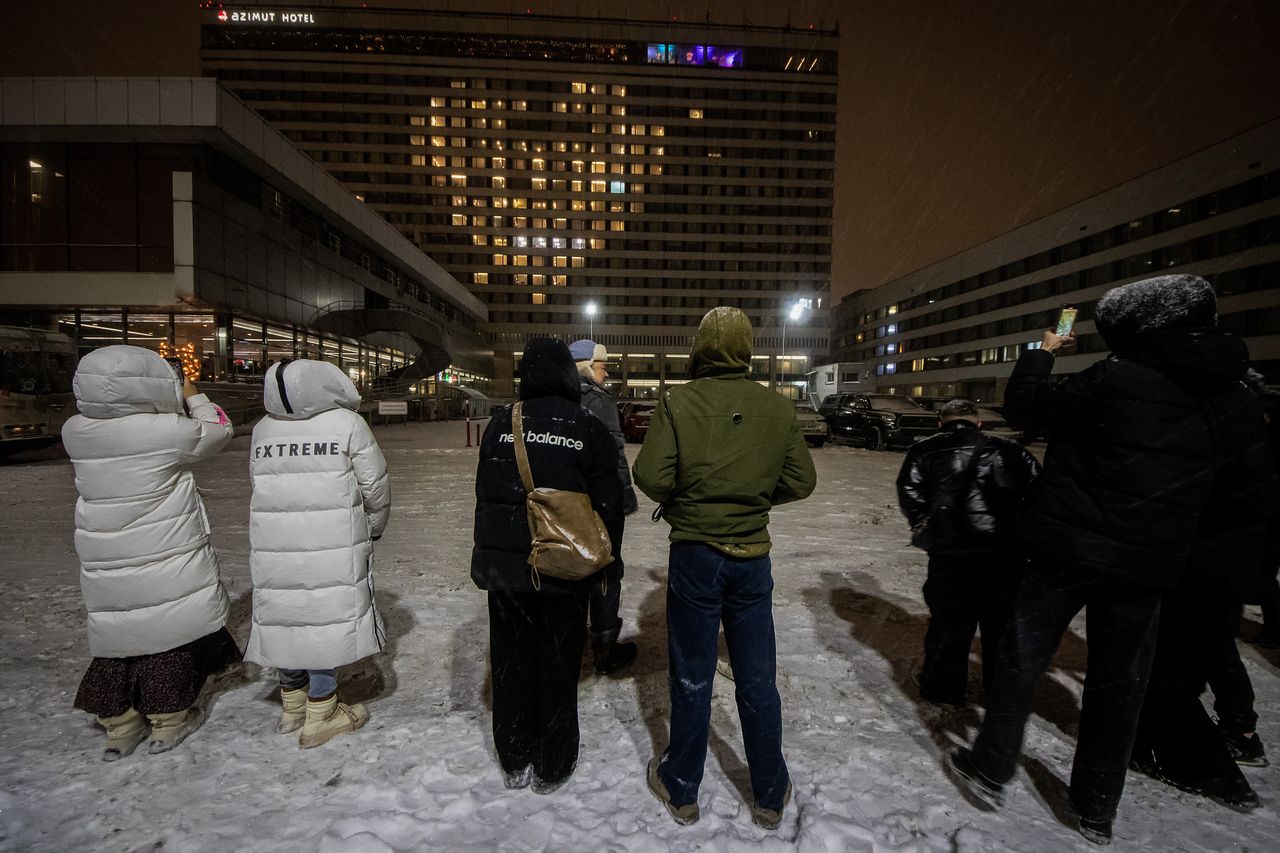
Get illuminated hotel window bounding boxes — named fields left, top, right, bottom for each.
left=610, top=123, right=627, bottom=135
left=591, top=123, right=607, bottom=134
left=492, top=99, right=505, bottom=109
left=451, top=174, right=467, bottom=186
left=430, top=97, right=445, bottom=108
left=513, top=100, right=527, bottom=110
left=431, top=174, right=447, bottom=187
left=571, top=82, right=587, bottom=93
left=470, top=99, right=487, bottom=109
left=588, top=238, right=606, bottom=250
left=553, top=255, right=567, bottom=267
left=450, top=98, right=465, bottom=108
left=473, top=118, right=488, bottom=129
left=430, top=115, right=445, bottom=127
left=470, top=215, right=486, bottom=227
left=610, top=162, right=625, bottom=174
left=410, top=115, right=426, bottom=126
left=609, top=181, right=626, bottom=194
left=451, top=137, right=465, bottom=147
left=531, top=274, right=546, bottom=286
left=652, top=126, right=665, bottom=136
left=492, top=196, right=509, bottom=208
left=450, top=80, right=466, bottom=89
left=532, top=178, right=547, bottom=190
left=610, top=85, right=626, bottom=96
left=652, top=146, right=664, bottom=156
left=611, top=104, right=626, bottom=116
left=513, top=236, right=528, bottom=248
left=492, top=235, right=508, bottom=246
left=471, top=197, right=485, bottom=208
left=492, top=156, right=506, bottom=169
left=532, top=217, right=548, bottom=228
left=630, top=163, right=644, bottom=174
left=513, top=274, right=528, bottom=285
left=512, top=198, right=528, bottom=209
left=411, top=155, right=426, bottom=166
left=553, top=217, right=567, bottom=229
left=471, top=234, right=488, bottom=245
left=887, top=305, right=899, bottom=315
left=430, top=136, right=446, bottom=147
left=689, top=109, right=704, bottom=119
left=473, top=272, right=489, bottom=284
left=492, top=119, right=505, bottom=129
left=590, top=180, right=606, bottom=193
left=532, top=293, right=546, bottom=304
left=513, top=255, right=528, bottom=266
left=493, top=254, right=508, bottom=265
left=532, top=236, right=548, bottom=248
left=571, top=256, right=586, bottom=268
left=551, top=237, right=566, bottom=249
left=570, top=195, right=585, bottom=207
left=551, top=179, right=567, bottom=191
left=590, top=200, right=605, bottom=211
left=492, top=176, right=507, bottom=189
left=532, top=158, right=546, bottom=171
left=552, top=102, right=568, bottom=113
left=409, top=134, right=426, bottom=146
left=451, top=195, right=466, bottom=206
left=629, top=202, right=644, bottom=213
left=512, top=216, right=528, bottom=227
left=432, top=155, right=445, bottom=166
left=590, top=84, right=604, bottom=95
left=611, top=220, right=625, bottom=231
left=591, top=161, right=605, bottom=173
left=451, top=214, right=467, bottom=226
left=650, top=164, right=663, bottom=175
left=553, top=275, right=568, bottom=286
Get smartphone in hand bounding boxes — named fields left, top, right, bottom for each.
left=1054, top=305, right=1078, bottom=337
left=164, top=357, right=186, bottom=380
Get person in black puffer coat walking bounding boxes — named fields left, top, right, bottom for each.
left=472, top=338, right=625, bottom=794
left=948, top=274, right=1276, bottom=845
left=897, top=399, right=1040, bottom=707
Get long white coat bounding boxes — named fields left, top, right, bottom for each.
left=245, top=360, right=390, bottom=670
left=62, top=346, right=234, bottom=658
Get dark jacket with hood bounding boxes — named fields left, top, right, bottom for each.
left=1005, top=275, right=1276, bottom=590
left=632, top=307, right=817, bottom=548
left=896, top=420, right=1041, bottom=556
left=471, top=339, right=625, bottom=594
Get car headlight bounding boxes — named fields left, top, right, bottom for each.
left=878, top=413, right=897, bottom=424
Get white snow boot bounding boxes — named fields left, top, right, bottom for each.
left=98, top=708, right=148, bottom=762
left=147, top=707, right=204, bottom=754
left=298, top=694, right=368, bottom=749
left=278, top=687, right=307, bottom=734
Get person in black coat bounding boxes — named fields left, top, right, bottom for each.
left=471, top=338, right=625, bottom=794
left=896, top=399, right=1040, bottom=707
left=947, top=274, right=1276, bottom=844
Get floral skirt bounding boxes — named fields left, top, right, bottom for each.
left=74, top=628, right=242, bottom=718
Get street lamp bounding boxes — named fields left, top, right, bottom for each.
left=584, top=301, right=598, bottom=339
left=779, top=301, right=805, bottom=395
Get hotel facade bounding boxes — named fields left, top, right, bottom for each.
left=199, top=3, right=837, bottom=397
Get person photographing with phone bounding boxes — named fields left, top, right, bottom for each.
left=62, top=346, right=239, bottom=761
left=946, top=275, right=1276, bottom=843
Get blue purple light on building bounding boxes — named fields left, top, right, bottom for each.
left=646, top=44, right=744, bottom=67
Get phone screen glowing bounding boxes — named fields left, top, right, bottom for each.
left=1055, top=306, right=1078, bottom=337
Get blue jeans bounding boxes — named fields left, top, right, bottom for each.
left=279, top=669, right=337, bottom=699
left=658, top=541, right=788, bottom=810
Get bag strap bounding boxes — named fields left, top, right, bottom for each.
left=274, top=359, right=294, bottom=415
left=512, top=402, right=535, bottom=493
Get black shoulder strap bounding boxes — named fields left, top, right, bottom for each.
left=275, top=359, right=294, bottom=415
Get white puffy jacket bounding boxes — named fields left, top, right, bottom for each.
left=245, top=360, right=390, bottom=670
left=62, top=346, right=234, bottom=658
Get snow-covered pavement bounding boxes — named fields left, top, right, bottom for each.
left=1, top=421, right=1277, bottom=852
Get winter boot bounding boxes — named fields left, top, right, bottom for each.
left=1221, top=727, right=1268, bottom=768
left=751, top=782, right=793, bottom=830
left=277, top=687, right=307, bottom=735
left=147, top=707, right=204, bottom=754
left=531, top=763, right=576, bottom=795
left=298, top=693, right=369, bottom=749
left=947, top=749, right=1005, bottom=810
left=593, top=640, right=638, bottom=675
left=1077, top=816, right=1113, bottom=846
left=647, top=755, right=699, bottom=825
left=98, top=708, right=148, bottom=762
left=502, top=764, right=533, bottom=790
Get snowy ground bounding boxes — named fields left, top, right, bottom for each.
left=1, top=420, right=1278, bottom=852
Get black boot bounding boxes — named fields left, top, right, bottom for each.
left=593, top=640, right=638, bottom=675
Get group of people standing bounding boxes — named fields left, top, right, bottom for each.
left=897, top=274, right=1278, bottom=844
left=60, top=274, right=1276, bottom=843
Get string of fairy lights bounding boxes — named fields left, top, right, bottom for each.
left=157, top=341, right=201, bottom=381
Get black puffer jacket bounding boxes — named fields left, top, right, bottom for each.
left=1005, top=328, right=1275, bottom=590
left=896, top=420, right=1040, bottom=555
left=471, top=339, right=625, bottom=594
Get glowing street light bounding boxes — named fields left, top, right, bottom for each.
left=584, top=301, right=598, bottom=338
left=780, top=300, right=807, bottom=394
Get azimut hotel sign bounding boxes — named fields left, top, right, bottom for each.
left=215, top=8, right=318, bottom=24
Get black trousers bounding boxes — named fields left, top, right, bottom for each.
left=971, top=561, right=1162, bottom=822
left=488, top=589, right=588, bottom=782
left=588, top=521, right=624, bottom=647
left=918, top=551, right=1023, bottom=705
left=1206, top=605, right=1258, bottom=734
left=1137, top=588, right=1250, bottom=788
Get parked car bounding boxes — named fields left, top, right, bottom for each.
left=817, top=393, right=940, bottom=450
left=795, top=403, right=827, bottom=448
left=975, top=406, right=1022, bottom=441
left=622, top=403, right=656, bottom=443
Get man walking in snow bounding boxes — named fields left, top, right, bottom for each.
left=896, top=399, right=1039, bottom=707
left=634, top=307, right=816, bottom=830
left=569, top=339, right=639, bottom=674
left=948, top=275, right=1276, bottom=845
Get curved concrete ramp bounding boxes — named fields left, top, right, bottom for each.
left=309, top=303, right=452, bottom=384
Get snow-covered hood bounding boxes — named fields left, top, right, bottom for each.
left=72, top=345, right=183, bottom=419
left=264, top=359, right=361, bottom=419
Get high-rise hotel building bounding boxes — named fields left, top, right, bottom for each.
left=200, top=4, right=836, bottom=397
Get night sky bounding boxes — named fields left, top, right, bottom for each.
left=6, top=0, right=1279, bottom=299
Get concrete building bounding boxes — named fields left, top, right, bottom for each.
left=0, top=75, right=489, bottom=415
left=199, top=4, right=836, bottom=398
left=829, top=119, right=1280, bottom=403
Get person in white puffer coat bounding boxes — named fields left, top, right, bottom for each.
left=246, top=358, right=390, bottom=748
left=63, top=345, right=239, bottom=762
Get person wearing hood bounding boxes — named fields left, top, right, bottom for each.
left=948, top=275, right=1276, bottom=843
left=471, top=338, right=624, bottom=794
left=633, top=307, right=816, bottom=830
left=568, top=338, right=639, bottom=675
left=62, top=345, right=239, bottom=761
left=246, top=359, right=390, bottom=748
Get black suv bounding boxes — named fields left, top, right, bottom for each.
left=817, top=393, right=941, bottom=450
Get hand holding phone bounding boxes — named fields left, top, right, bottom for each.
left=1054, top=305, right=1078, bottom=337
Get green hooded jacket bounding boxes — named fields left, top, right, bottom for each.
left=632, top=307, right=817, bottom=551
